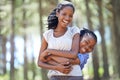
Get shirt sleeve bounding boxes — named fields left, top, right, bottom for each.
left=43, top=29, right=52, bottom=42
left=70, top=26, right=80, bottom=37
left=78, top=53, right=89, bottom=69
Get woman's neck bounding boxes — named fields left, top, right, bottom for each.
left=54, top=25, right=67, bottom=32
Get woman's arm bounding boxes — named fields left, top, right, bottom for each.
left=38, top=37, right=48, bottom=62
left=46, top=53, right=89, bottom=68
left=47, top=55, right=80, bottom=65
left=37, top=37, right=72, bottom=74
left=41, top=33, right=80, bottom=59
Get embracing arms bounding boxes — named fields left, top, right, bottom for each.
left=37, top=37, right=72, bottom=74
left=40, top=33, right=80, bottom=61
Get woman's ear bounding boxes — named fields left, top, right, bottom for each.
left=56, top=11, right=59, bottom=17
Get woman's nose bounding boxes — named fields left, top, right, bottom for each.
left=65, top=16, right=70, bottom=20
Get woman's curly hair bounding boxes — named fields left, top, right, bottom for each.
left=47, top=1, right=75, bottom=29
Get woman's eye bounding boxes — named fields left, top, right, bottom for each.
left=62, top=13, right=66, bottom=16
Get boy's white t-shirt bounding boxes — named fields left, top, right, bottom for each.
left=43, top=26, right=82, bottom=78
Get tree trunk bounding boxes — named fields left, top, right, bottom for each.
left=65, top=0, right=71, bottom=1
left=92, top=47, right=100, bottom=80
left=96, top=0, right=109, bottom=79
left=2, top=36, right=7, bottom=74
left=23, top=34, right=28, bottom=80
left=31, top=38, right=36, bottom=80
left=0, top=14, right=1, bottom=35
left=39, top=0, right=43, bottom=39
left=10, top=0, right=15, bottom=80
left=85, top=0, right=92, bottom=29
left=23, top=0, right=28, bottom=80
left=85, top=0, right=100, bottom=79
left=32, top=55, right=36, bottom=80
left=0, top=10, right=7, bottom=74
left=39, top=0, right=48, bottom=80
left=111, top=0, right=120, bottom=78
left=0, top=35, right=2, bottom=74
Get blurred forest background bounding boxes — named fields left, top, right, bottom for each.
left=0, top=0, right=120, bottom=80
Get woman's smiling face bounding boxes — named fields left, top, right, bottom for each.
left=56, top=6, right=74, bottom=27
left=79, top=34, right=96, bottom=53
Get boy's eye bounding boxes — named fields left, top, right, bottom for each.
left=82, top=41, right=88, bottom=45
left=69, top=15, right=73, bottom=18
left=80, top=42, right=86, bottom=46
left=88, top=46, right=92, bottom=49
left=62, top=13, right=66, bottom=16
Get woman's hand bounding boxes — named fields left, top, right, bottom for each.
left=69, top=58, right=80, bottom=65
left=40, top=50, right=50, bottom=62
left=55, top=62, right=72, bottom=74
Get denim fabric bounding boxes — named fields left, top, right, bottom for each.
left=50, top=76, right=83, bottom=80
left=78, top=53, right=89, bottom=69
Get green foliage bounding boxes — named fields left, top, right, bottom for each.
left=0, top=73, right=9, bottom=80
left=99, top=67, right=104, bottom=77
left=15, top=0, right=23, bottom=7
left=1, top=27, right=11, bottom=35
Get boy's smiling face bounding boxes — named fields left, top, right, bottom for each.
left=79, top=34, right=96, bottom=53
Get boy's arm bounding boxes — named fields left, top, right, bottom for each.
left=69, top=53, right=89, bottom=70
left=78, top=53, right=89, bottom=69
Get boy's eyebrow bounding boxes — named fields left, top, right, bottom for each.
left=83, top=39, right=89, bottom=44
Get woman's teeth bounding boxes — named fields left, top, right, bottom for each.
left=63, top=20, right=69, bottom=24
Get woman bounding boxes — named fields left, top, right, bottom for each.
left=38, top=1, right=82, bottom=80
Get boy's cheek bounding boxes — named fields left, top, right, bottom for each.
left=79, top=48, right=85, bottom=53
